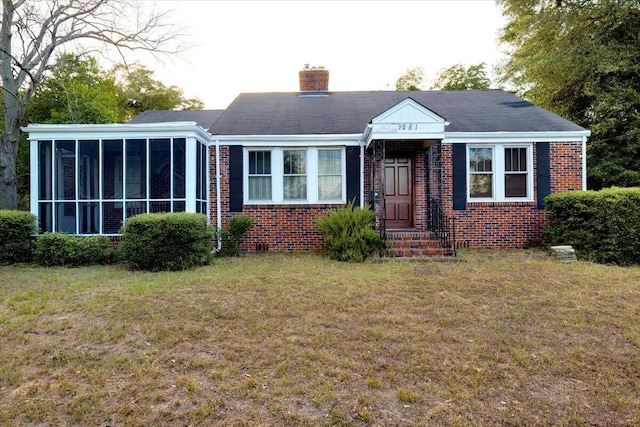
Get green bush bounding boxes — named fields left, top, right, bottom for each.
left=34, top=233, right=114, bottom=267
left=316, top=202, right=385, bottom=262
left=118, top=212, right=214, bottom=271
left=544, top=187, right=640, bottom=265
left=0, top=210, right=37, bottom=264
left=218, top=215, right=254, bottom=257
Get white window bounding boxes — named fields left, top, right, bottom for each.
left=245, top=147, right=345, bottom=204
left=248, top=150, right=272, bottom=201
left=468, top=144, right=532, bottom=202
left=283, top=149, right=307, bottom=200
left=318, top=149, right=342, bottom=201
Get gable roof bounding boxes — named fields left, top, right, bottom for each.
left=128, top=109, right=224, bottom=130
left=208, top=89, right=586, bottom=136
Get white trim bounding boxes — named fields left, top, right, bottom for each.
left=444, top=131, right=590, bottom=144
left=365, top=98, right=449, bottom=147
left=22, top=122, right=212, bottom=142
left=243, top=147, right=347, bottom=205
left=215, top=140, right=222, bottom=250
left=29, top=139, right=39, bottom=216
left=467, top=143, right=534, bottom=203
left=216, top=134, right=362, bottom=146
left=582, top=136, right=588, bottom=190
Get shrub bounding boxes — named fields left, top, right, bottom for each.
left=544, top=187, right=640, bottom=265
left=118, top=212, right=214, bottom=271
left=316, top=202, right=385, bottom=262
left=34, top=233, right=114, bottom=267
left=0, top=210, right=37, bottom=264
left=218, top=215, right=254, bottom=257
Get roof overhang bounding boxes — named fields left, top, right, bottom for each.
left=443, top=130, right=591, bottom=143
left=21, top=122, right=213, bottom=142
left=364, top=98, right=449, bottom=147
left=211, top=133, right=364, bottom=146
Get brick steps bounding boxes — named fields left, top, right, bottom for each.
left=386, top=230, right=454, bottom=258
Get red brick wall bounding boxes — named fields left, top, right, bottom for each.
left=441, top=141, right=583, bottom=248
left=209, top=145, right=337, bottom=253
left=242, top=204, right=336, bottom=252
left=210, top=140, right=583, bottom=252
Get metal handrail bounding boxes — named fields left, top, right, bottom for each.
left=428, top=198, right=456, bottom=257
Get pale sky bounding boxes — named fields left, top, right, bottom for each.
left=141, top=0, right=508, bottom=109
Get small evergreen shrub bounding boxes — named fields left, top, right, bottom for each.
left=34, top=233, right=114, bottom=267
left=218, top=215, right=254, bottom=257
left=544, top=187, right=640, bottom=265
left=0, top=210, right=37, bottom=264
left=316, top=202, right=385, bottom=262
left=118, top=212, right=214, bottom=271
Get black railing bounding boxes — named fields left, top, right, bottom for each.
left=428, top=198, right=456, bottom=257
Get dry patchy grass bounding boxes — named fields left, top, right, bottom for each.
left=0, top=249, right=639, bottom=426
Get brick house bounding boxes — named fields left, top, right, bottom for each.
left=24, top=66, right=590, bottom=255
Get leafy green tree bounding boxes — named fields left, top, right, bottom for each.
left=17, top=55, right=203, bottom=208
left=0, top=0, right=183, bottom=210
left=28, top=54, right=127, bottom=125
left=114, top=64, right=204, bottom=119
left=395, top=67, right=424, bottom=91
left=431, top=63, right=491, bottom=90
left=498, top=0, right=640, bottom=189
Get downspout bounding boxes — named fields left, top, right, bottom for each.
left=215, top=139, right=222, bottom=250
left=360, top=142, right=365, bottom=208
left=582, top=136, right=587, bottom=190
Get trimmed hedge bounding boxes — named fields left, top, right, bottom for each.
left=34, top=233, right=114, bottom=267
left=316, top=202, right=385, bottom=262
left=544, top=187, right=640, bottom=265
left=118, top=212, right=214, bottom=271
left=0, top=210, right=37, bottom=264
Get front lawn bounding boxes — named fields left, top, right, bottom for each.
left=1, top=250, right=638, bottom=426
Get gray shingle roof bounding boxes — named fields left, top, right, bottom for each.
left=128, top=110, right=224, bottom=130
left=208, top=89, right=586, bottom=135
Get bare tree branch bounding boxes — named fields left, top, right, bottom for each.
left=0, top=0, right=187, bottom=209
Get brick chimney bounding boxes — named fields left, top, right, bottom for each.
left=299, top=64, right=329, bottom=93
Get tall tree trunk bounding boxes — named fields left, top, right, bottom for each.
left=0, top=114, right=19, bottom=210
left=0, top=0, right=19, bottom=210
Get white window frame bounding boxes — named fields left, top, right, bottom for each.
left=467, top=143, right=533, bottom=202
left=244, top=147, right=346, bottom=204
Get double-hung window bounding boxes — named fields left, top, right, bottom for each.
left=504, top=147, right=528, bottom=198
left=248, top=150, right=272, bottom=201
left=468, top=144, right=531, bottom=201
left=245, top=147, right=345, bottom=204
left=318, top=149, right=342, bottom=201
left=283, top=149, right=307, bottom=200
left=469, top=147, right=493, bottom=198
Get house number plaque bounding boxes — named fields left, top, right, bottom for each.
left=398, top=123, right=419, bottom=131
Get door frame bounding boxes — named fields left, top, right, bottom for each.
left=384, top=152, right=415, bottom=229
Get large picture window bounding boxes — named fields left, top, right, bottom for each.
left=245, top=147, right=345, bottom=204
left=468, top=144, right=532, bottom=202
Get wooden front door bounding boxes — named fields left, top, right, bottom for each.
left=385, top=155, right=413, bottom=228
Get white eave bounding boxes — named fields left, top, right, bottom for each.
left=364, top=98, right=449, bottom=147
left=21, top=122, right=213, bottom=142
left=443, top=130, right=591, bottom=143
left=212, top=133, right=364, bottom=146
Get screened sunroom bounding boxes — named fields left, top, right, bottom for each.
left=24, top=123, right=211, bottom=235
